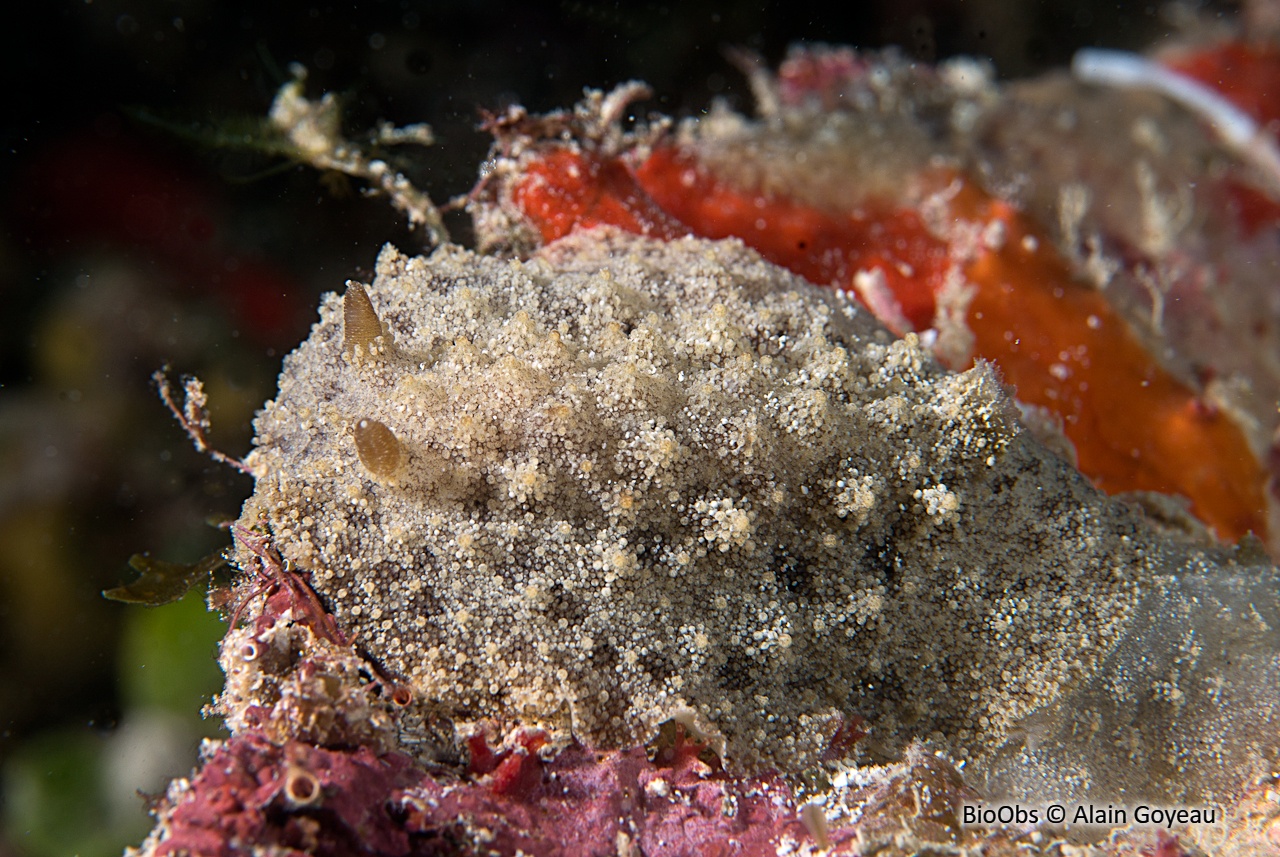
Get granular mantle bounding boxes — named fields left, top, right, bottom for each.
left=239, top=229, right=1275, bottom=801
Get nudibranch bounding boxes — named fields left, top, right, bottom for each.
left=474, top=47, right=1280, bottom=552
left=239, top=228, right=1280, bottom=805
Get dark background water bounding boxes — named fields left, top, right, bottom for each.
left=0, top=1, right=1225, bottom=854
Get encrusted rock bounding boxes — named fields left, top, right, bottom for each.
left=218, top=611, right=401, bottom=755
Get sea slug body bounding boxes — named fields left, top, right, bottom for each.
left=239, top=228, right=1279, bottom=803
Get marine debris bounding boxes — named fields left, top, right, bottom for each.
left=267, top=65, right=448, bottom=249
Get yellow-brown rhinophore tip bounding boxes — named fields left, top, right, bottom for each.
left=343, top=281, right=384, bottom=355
left=354, top=418, right=403, bottom=478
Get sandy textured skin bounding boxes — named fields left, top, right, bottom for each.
left=975, top=552, right=1280, bottom=806
left=239, top=230, right=1276, bottom=795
